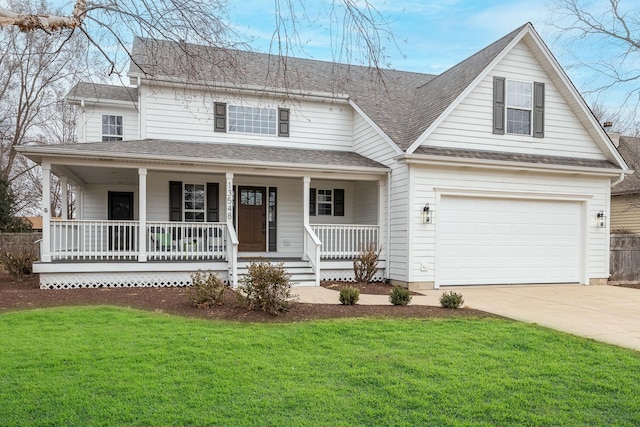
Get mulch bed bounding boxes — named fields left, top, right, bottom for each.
left=0, top=273, right=496, bottom=323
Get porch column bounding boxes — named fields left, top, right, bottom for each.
left=60, top=176, right=68, bottom=220
left=303, top=176, right=310, bottom=227
left=76, top=187, right=84, bottom=220
left=302, top=177, right=310, bottom=261
left=41, top=162, right=51, bottom=262
left=138, top=168, right=147, bottom=262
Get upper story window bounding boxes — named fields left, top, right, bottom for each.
left=493, top=77, right=545, bottom=138
left=229, top=106, right=277, bottom=135
left=506, top=80, right=532, bottom=135
left=215, top=103, right=290, bottom=137
left=102, top=115, right=123, bottom=141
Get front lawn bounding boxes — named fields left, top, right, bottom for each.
left=1, top=307, right=639, bottom=426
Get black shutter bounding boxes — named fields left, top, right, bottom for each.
left=206, top=183, right=219, bottom=222
left=278, top=108, right=290, bottom=137
left=169, top=181, right=182, bottom=221
left=214, top=102, right=226, bottom=132
left=334, top=189, right=345, bottom=217
left=493, top=76, right=505, bottom=135
left=309, top=188, right=316, bottom=216
left=533, top=82, right=545, bottom=138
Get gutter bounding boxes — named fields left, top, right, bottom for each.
left=131, top=73, right=350, bottom=103
left=15, top=146, right=389, bottom=176
left=398, top=153, right=630, bottom=178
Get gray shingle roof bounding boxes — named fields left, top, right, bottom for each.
left=612, top=136, right=640, bottom=195
left=67, top=82, right=138, bottom=103
left=412, top=146, right=619, bottom=170
left=126, top=25, right=527, bottom=152
left=22, top=139, right=387, bottom=171
left=128, top=38, right=433, bottom=149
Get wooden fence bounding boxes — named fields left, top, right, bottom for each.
left=610, top=233, right=640, bottom=282
left=0, top=232, right=42, bottom=259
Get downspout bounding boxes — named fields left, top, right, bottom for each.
left=80, top=99, right=86, bottom=142
left=137, top=76, right=142, bottom=139
left=611, top=173, right=625, bottom=187
left=386, top=170, right=391, bottom=281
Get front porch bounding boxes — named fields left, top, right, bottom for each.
left=36, top=221, right=384, bottom=289
left=21, top=140, right=389, bottom=289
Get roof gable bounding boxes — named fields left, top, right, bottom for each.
left=401, top=24, right=527, bottom=151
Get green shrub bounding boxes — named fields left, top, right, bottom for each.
left=353, top=244, right=382, bottom=284
left=239, top=260, right=294, bottom=315
left=188, top=270, right=227, bottom=308
left=0, top=250, right=36, bottom=281
left=339, top=286, right=360, bottom=305
left=440, top=291, right=464, bottom=309
left=389, top=285, right=412, bottom=306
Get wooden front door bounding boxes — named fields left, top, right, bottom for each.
left=238, top=186, right=266, bottom=251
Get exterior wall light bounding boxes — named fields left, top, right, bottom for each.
left=596, top=211, right=606, bottom=228
left=422, top=203, right=432, bottom=224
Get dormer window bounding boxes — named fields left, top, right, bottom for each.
left=493, top=77, right=544, bottom=138
left=102, top=115, right=123, bottom=141
left=506, top=80, right=532, bottom=135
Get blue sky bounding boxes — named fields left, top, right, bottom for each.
left=227, top=0, right=636, bottom=124
left=230, top=0, right=552, bottom=75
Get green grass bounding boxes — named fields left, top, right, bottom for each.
left=1, top=307, right=640, bottom=426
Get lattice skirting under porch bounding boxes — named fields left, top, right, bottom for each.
left=319, top=268, right=385, bottom=283
left=39, top=271, right=229, bottom=290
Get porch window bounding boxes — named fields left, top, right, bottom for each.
left=317, top=189, right=332, bottom=215
left=310, top=188, right=344, bottom=217
left=184, top=184, right=205, bottom=222
left=102, top=115, right=123, bottom=141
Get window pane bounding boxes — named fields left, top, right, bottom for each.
left=507, top=108, right=531, bottom=135
left=507, top=81, right=532, bottom=109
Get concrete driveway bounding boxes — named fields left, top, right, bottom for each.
left=294, top=284, right=640, bottom=351
left=449, top=284, right=640, bottom=351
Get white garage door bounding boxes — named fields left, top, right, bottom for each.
left=437, top=196, right=581, bottom=286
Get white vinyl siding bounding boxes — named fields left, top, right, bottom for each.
left=142, top=87, right=354, bottom=151
left=352, top=112, right=402, bottom=280
left=422, top=40, right=606, bottom=160
left=79, top=106, right=138, bottom=143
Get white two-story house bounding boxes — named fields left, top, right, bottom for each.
left=18, top=23, right=628, bottom=290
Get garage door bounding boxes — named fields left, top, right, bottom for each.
left=437, top=196, right=581, bottom=286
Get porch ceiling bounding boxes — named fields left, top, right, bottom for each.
left=18, top=139, right=389, bottom=180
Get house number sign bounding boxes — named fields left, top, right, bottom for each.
left=226, top=181, right=233, bottom=221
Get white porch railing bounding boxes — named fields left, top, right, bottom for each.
left=50, top=220, right=140, bottom=261
left=303, top=224, right=321, bottom=286
left=311, top=224, right=380, bottom=259
left=146, top=222, right=227, bottom=261
left=49, top=220, right=228, bottom=261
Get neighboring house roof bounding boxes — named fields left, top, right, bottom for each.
left=67, top=82, right=138, bottom=103
left=18, top=139, right=387, bottom=172
left=612, top=136, right=640, bottom=195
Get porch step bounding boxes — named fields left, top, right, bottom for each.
left=235, top=259, right=317, bottom=286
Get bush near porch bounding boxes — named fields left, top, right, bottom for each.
left=1, top=307, right=640, bottom=426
